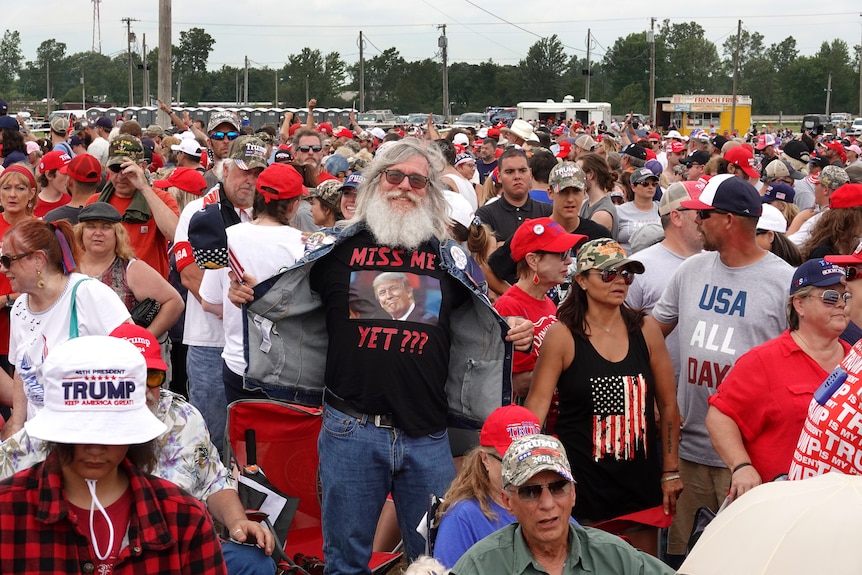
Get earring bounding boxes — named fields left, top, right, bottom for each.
left=27, top=200, right=33, bottom=209
left=37, top=269, right=45, bottom=289
left=532, top=273, right=540, bottom=284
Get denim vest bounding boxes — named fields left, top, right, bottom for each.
left=242, top=223, right=514, bottom=430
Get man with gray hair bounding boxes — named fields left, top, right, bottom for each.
left=450, top=434, right=674, bottom=575
left=229, top=138, right=534, bottom=573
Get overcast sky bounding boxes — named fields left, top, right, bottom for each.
left=7, top=2, right=862, bottom=75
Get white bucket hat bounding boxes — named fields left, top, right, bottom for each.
left=25, top=336, right=167, bottom=445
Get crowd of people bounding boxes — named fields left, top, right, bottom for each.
left=0, top=91, right=861, bottom=573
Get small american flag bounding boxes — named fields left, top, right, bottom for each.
left=228, top=246, right=245, bottom=283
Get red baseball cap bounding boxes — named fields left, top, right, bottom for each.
left=825, top=237, right=862, bottom=265
left=256, top=163, right=307, bottom=202
left=39, top=149, right=72, bottom=173
left=648, top=132, right=662, bottom=141
left=829, top=183, right=862, bottom=209
left=510, top=217, right=586, bottom=262
left=666, top=141, right=685, bottom=154
left=288, top=123, right=303, bottom=137
left=110, top=323, right=168, bottom=371
left=154, top=167, right=208, bottom=196
left=487, top=127, right=501, bottom=139
left=64, top=153, right=102, bottom=183
left=556, top=141, right=572, bottom=159
left=823, top=141, right=848, bottom=164
left=724, top=146, right=760, bottom=179
left=317, top=122, right=333, bottom=135
left=479, top=405, right=542, bottom=455
left=334, top=127, right=353, bottom=139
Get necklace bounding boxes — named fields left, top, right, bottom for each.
left=588, top=318, right=617, bottom=334
left=793, top=330, right=841, bottom=361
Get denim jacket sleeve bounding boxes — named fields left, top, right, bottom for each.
left=243, top=227, right=513, bottom=430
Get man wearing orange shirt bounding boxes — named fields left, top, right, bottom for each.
left=85, top=135, right=179, bottom=278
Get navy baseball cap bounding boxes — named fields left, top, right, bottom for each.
left=790, top=259, right=845, bottom=294
left=762, top=182, right=796, bottom=204
left=339, top=171, right=364, bottom=191
left=681, top=173, right=762, bottom=217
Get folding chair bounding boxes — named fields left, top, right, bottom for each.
left=226, top=399, right=402, bottom=574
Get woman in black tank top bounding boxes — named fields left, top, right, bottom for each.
left=525, top=239, right=682, bottom=557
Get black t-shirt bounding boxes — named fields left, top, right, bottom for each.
left=488, top=218, right=612, bottom=286
left=309, top=229, right=467, bottom=436
left=476, top=196, right=553, bottom=242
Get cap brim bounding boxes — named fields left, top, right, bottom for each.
left=25, top=408, right=167, bottom=446
left=596, top=257, right=645, bottom=274
left=153, top=179, right=170, bottom=188
left=825, top=254, right=862, bottom=265
left=508, top=462, right=574, bottom=487
left=680, top=198, right=714, bottom=210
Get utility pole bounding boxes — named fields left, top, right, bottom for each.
left=731, top=20, right=741, bottom=134
left=825, top=72, right=833, bottom=116
left=141, top=34, right=148, bottom=106
left=244, top=56, right=249, bottom=105
left=92, top=0, right=102, bottom=53
left=157, top=0, right=171, bottom=127
left=358, top=31, right=365, bottom=112
left=648, top=18, right=655, bottom=123
left=438, top=25, right=450, bottom=119
left=122, top=17, right=137, bottom=106
left=585, top=28, right=591, bottom=101
left=46, top=59, right=51, bottom=114
left=81, top=72, right=85, bottom=111
left=274, top=69, right=279, bottom=109
left=858, top=13, right=862, bottom=117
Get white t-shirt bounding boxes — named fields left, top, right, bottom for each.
left=199, top=223, right=304, bottom=375
left=87, top=137, right=109, bottom=165
left=615, top=201, right=660, bottom=255
left=9, top=273, right=131, bottom=417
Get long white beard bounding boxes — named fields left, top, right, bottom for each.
left=364, top=190, right=437, bottom=251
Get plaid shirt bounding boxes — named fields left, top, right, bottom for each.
left=0, top=452, right=227, bottom=575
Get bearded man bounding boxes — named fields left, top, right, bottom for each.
left=229, top=138, right=533, bottom=574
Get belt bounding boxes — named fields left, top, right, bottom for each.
left=323, top=389, right=395, bottom=428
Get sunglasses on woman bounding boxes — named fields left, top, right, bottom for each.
left=844, top=265, right=862, bottom=281
left=509, top=479, right=573, bottom=502
left=0, top=251, right=32, bottom=268
left=382, top=169, right=430, bottom=190
left=536, top=250, right=572, bottom=261
left=807, top=289, right=851, bottom=307
left=589, top=268, right=635, bottom=285
left=210, top=131, right=239, bottom=141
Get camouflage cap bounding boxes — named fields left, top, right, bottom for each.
left=106, top=134, right=144, bottom=167
left=548, top=161, right=586, bottom=191
left=207, top=110, right=240, bottom=133
left=501, top=434, right=574, bottom=488
left=576, top=238, right=645, bottom=274
left=228, top=136, right=268, bottom=170
left=309, top=179, right=344, bottom=209
left=144, top=124, right=164, bottom=137
left=820, top=165, right=850, bottom=191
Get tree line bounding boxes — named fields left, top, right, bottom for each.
left=0, top=21, right=859, bottom=117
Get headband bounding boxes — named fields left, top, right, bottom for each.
left=2, top=164, right=37, bottom=189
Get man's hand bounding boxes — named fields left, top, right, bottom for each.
left=661, top=476, right=683, bottom=516
left=157, top=98, right=170, bottom=113
left=119, top=160, right=150, bottom=191
left=505, top=316, right=534, bottom=353
left=228, top=519, right=275, bottom=556
left=308, top=98, right=317, bottom=109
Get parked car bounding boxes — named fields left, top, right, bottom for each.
left=404, top=113, right=448, bottom=129
left=452, top=112, right=488, bottom=130
left=847, top=118, right=862, bottom=137
left=802, top=114, right=834, bottom=136
left=356, top=109, right=396, bottom=130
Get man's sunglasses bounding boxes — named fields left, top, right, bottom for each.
left=844, top=265, right=862, bottom=281
left=805, top=289, right=851, bottom=307
left=211, top=131, right=239, bottom=141
left=697, top=209, right=730, bottom=220
left=588, top=268, right=635, bottom=285
left=0, top=251, right=33, bottom=268
left=297, top=145, right=323, bottom=153
left=509, top=479, right=573, bottom=502
left=147, top=369, right=166, bottom=388
left=382, top=169, right=430, bottom=190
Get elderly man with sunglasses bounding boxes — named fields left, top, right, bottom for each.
left=450, top=434, right=674, bottom=575
left=84, top=134, right=179, bottom=279
left=228, top=138, right=534, bottom=574
left=648, top=174, right=794, bottom=562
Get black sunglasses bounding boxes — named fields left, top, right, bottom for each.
left=0, top=251, right=33, bottom=268
left=297, top=145, right=323, bottom=153
left=382, top=169, right=430, bottom=190
left=589, top=268, right=635, bottom=285
left=697, top=209, right=730, bottom=220
left=510, top=479, right=572, bottom=502
left=536, top=250, right=572, bottom=262
left=845, top=265, right=862, bottom=281
left=211, top=131, right=239, bottom=141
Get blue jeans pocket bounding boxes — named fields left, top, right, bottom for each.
left=321, top=406, right=359, bottom=437
left=427, top=429, right=447, bottom=441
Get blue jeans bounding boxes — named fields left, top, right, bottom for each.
left=187, top=345, right=227, bottom=455
left=318, top=405, right=455, bottom=575
left=221, top=540, right=277, bottom=575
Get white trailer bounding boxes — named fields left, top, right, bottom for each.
left=517, top=96, right=612, bottom=126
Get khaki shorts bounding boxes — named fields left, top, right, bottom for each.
left=667, top=458, right=730, bottom=555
